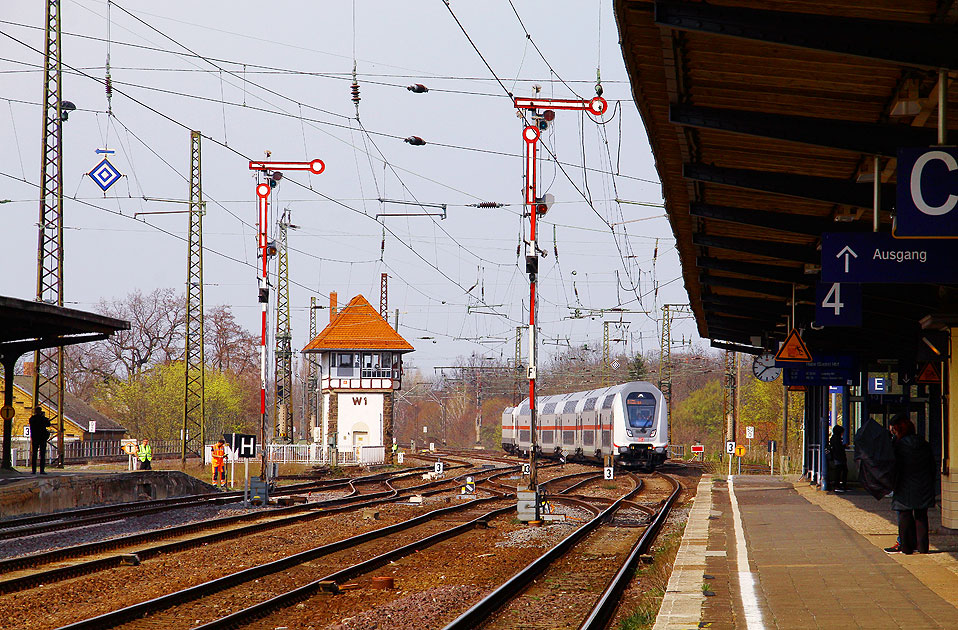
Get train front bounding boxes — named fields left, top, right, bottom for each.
left=614, top=384, right=668, bottom=468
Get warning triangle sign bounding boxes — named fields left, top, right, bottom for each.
left=775, top=329, right=812, bottom=363
left=916, top=362, right=941, bottom=384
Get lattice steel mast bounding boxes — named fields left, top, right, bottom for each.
left=182, top=131, right=205, bottom=463
left=33, top=0, right=66, bottom=467
left=274, top=209, right=293, bottom=442
left=658, top=304, right=672, bottom=416
left=380, top=273, right=388, bottom=321
left=306, top=296, right=320, bottom=444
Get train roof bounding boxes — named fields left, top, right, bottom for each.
left=513, top=381, right=660, bottom=412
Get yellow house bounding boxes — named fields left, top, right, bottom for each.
left=11, top=375, right=125, bottom=441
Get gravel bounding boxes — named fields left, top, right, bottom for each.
left=324, top=585, right=484, bottom=630
left=0, top=503, right=269, bottom=560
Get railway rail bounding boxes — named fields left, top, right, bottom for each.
left=105, top=469, right=609, bottom=630
left=52, top=468, right=521, bottom=630
left=444, top=472, right=681, bottom=630
left=0, top=463, right=511, bottom=595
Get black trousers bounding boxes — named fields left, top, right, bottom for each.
left=30, top=439, right=47, bottom=474
left=140, top=459, right=152, bottom=470
left=830, top=461, right=848, bottom=489
left=897, top=508, right=929, bottom=554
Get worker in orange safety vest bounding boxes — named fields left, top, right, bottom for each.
left=211, top=439, right=227, bottom=487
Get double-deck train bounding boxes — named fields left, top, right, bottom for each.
left=501, top=381, right=669, bottom=470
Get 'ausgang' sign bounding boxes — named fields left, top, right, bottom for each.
left=896, top=147, right=958, bottom=237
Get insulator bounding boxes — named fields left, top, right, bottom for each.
left=473, top=201, right=502, bottom=208
left=406, top=83, right=428, bottom=93
left=404, top=136, right=426, bottom=146
left=595, top=82, right=603, bottom=97
left=351, top=81, right=361, bottom=106
left=105, top=75, right=113, bottom=99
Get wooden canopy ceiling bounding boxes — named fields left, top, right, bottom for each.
left=614, top=0, right=958, bottom=357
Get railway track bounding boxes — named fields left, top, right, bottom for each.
left=51, top=470, right=520, bottom=630
left=0, top=468, right=434, bottom=540
left=444, top=472, right=681, bottom=630
left=0, top=464, right=512, bottom=595
left=90, top=469, right=606, bottom=630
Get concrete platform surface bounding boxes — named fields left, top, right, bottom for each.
left=656, top=474, right=958, bottom=630
left=0, top=470, right=215, bottom=518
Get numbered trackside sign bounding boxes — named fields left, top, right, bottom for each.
left=397, top=452, right=404, bottom=464
left=522, top=463, right=531, bottom=475
left=604, top=466, right=614, bottom=480
left=745, top=426, right=755, bottom=439
left=726, top=441, right=736, bottom=454
left=816, top=282, right=862, bottom=327
left=434, top=461, right=444, bottom=475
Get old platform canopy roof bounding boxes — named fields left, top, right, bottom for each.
left=303, top=295, right=414, bottom=353
left=614, top=0, right=958, bottom=356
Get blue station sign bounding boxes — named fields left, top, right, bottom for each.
left=821, top=232, right=958, bottom=283
left=781, top=355, right=858, bottom=387
left=815, top=282, right=862, bottom=327
left=896, top=147, right=958, bottom=237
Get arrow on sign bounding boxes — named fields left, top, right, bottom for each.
left=836, top=245, right=858, bottom=273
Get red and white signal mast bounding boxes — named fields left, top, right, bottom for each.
left=248, top=158, right=324, bottom=473
left=514, top=93, right=607, bottom=520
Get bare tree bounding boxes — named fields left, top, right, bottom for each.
left=94, top=288, right=187, bottom=378
left=206, top=304, right=258, bottom=374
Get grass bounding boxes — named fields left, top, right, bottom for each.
left=616, top=528, right=684, bottom=630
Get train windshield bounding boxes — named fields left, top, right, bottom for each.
left=625, top=392, right=656, bottom=429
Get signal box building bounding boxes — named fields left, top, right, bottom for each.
left=302, top=293, right=413, bottom=463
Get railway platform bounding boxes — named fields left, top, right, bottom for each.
left=0, top=469, right=214, bottom=518
left=656, top=475, right=958, bottom=630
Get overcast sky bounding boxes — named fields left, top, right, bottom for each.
left=1, top=1, right=700, bottom=376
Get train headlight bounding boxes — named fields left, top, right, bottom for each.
left=654, top=446, right=666, bottom=453
left=626, top=429, right=633, bottom=437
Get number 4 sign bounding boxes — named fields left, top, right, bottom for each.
left=815, top=282, right=861, bottom=327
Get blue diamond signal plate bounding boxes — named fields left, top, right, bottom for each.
left=89, top=157, right=122, bottom=192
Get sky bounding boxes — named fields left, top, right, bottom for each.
left=0, top=1, right=701, bottom=377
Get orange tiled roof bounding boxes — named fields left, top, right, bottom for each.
left=302, top=295, right=414, bottom=352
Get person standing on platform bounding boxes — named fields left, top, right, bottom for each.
left=885, top=415, right=936, bottom=555
left=829, top=425, right=848, bottom=492
left=138, top=438, right=153, bottom=470
left=28, top=408, right=51, bottom=475
left=211, top=439, right=227, bottom=487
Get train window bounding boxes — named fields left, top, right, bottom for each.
left=542, top=402, right=556, bottom=415
left=583, top=397, right=598, bottom=411
left=601, top=396, right=614, bottom=409
left=625, top=392, right=656, bottom=429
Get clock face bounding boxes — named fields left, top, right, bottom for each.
left=752, top=353, right=782, bottom=382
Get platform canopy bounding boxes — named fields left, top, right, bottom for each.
left=614, top=0, right=958, bottom=358
left=0, top=295, right=129, bottom=469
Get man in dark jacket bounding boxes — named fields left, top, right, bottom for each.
left=885, top=415, right=936, bottom=555
left=28, top=407, right=51, bottom=475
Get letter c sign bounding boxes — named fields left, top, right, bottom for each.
left=911, top=150, right=958, bottom=216
left=896, top=147, right=958, bottom=236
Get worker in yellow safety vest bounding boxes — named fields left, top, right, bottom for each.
left=211, top=439, right=227, bottom=487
